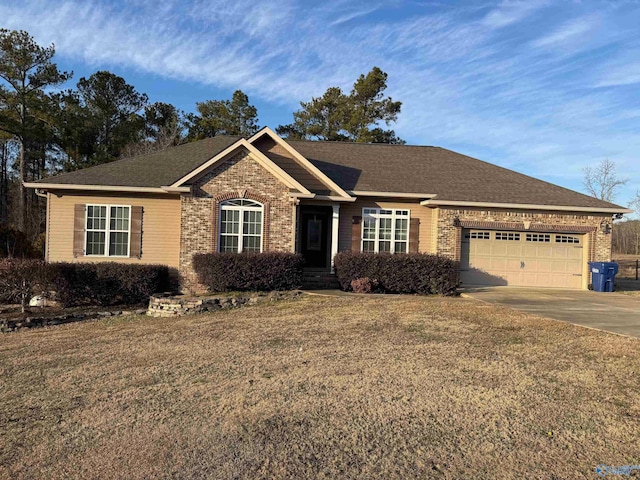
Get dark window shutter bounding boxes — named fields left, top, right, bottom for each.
left=129, top=206, right=143, bottom=258
left=351, top=216, right=362, bottom=252
left=73, top=204, right=85, bottom=257
left=409, top=218, right=420, bottom=253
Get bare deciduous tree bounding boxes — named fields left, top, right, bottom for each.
left=0, top=258, right=50, bottom=312
left=582, top=158, right=627, bottom=202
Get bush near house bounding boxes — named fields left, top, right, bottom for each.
left=0, top=260, right=175, bottom=308
left=334, top=252, right=459, bottom=296
left=51, top=263, right=176, bottom=307
left=193, top=252, right=304, bottom=292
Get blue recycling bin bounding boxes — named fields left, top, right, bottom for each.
left=588, top=262, right=619, bottom=292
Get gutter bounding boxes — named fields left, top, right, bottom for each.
left=419, top=199, right=633, bottom=215
left=23, top=182, right=187, bottom=194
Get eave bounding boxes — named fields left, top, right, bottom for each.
left=420, top=199, right=633, bottom=214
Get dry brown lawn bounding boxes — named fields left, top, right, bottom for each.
left=1, top=295, right=638, bottom=479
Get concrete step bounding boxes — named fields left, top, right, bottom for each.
left=302, top=272, right=341, bottom=290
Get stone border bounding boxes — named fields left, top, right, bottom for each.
left=147, top=291, right=302, bottom=317
left=1, top=291, right=303, bottom=332
left=1, top=308, right=147, bottom=333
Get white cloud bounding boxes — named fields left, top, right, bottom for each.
left=1, top=0, right=640, bottom=204
left=596, top=62, right=640, bottom=87
left=530, top=16, right=597, bottom=49
left=481, top=1, right=546, bottom=28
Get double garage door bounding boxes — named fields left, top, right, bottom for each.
left=460, top=229, right=585, bottom=288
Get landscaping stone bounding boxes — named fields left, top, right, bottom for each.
left=1, top=291, right=302, bottom=332
left=1, top=308, right=142, bottom=333
left=146, top=291, right=302, bottom=317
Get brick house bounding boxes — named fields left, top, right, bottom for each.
left=25, top=127, right=630, bottom=290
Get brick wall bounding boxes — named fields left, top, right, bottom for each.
left=435, top=207, right=612, bottom=263
left=179, top=149, right=296, bottom=290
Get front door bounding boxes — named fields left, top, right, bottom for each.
left=300, top=208, right=331, bottom=269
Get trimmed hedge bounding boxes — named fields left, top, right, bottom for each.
left=193, top=252, right=304, bottom=292
left=0, top=260, right=176, bottom=308
left=334, top=252, right=459, bottom=296
left=51, top=263, right=177, bottom=307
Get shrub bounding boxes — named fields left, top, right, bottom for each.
left=334, top=252, right=459, bottom=296
left=51, top=263, right=177, bottom=307
left=0, top=259, right=53, bottom=312
left=192, top=252, right=304, bottom=292
left=350, top=277, right=379, bottom=294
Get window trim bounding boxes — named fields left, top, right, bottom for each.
left=361, top=207, right=410, bottom=254
left=218, top=199, right=264, bottom=253
left=84, top=204, right=132, bottom=258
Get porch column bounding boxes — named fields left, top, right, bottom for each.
left=331, top=204, right=340, bottom=272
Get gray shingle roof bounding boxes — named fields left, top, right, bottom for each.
left=36, top=136, right=241, bottom=188
left=288, top=140, right=622, bottom=209
left=35, top=134, right=624, bottom=210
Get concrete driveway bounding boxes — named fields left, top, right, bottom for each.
left=462, top=287, right=640, bottom=338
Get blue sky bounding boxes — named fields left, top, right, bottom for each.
left=2, top=0, right=640, bottom=207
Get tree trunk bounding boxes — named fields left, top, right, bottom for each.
left=17, top=139, right=26, bottom=232
left=0, top=142, right=7, bottom=223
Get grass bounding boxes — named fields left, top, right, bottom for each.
left=1, top=295, right=638, bottom=479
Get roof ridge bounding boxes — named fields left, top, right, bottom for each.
left=286, top=139, right=437, bottom=148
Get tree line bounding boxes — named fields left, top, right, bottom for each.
left=0, top=29, right=403, bottom=255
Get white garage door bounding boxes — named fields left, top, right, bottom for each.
left=460, top=229, right=585, bottom=288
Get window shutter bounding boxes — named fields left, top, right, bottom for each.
left=351, top=216, right=362, bottom=252
left=409, top=218, right=420, bottom=253
left=73, top=204, right=86, bottom=257
left=129, top=206, right=143, bottom=258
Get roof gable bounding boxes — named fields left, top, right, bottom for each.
left=247, top=127, right=352, bottom=199
left=170, top=138, right=312, bottom=195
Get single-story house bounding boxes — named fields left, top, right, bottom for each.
left=25, top=127, right=631, bottom=290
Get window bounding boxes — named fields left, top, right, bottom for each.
left=526, top=233, right=550, bottom=242
left=85, top=205, right=130, bottom=256
left=555, top=235, right=580, bottom=244
left=465, top=231, right=490, bottom=240
left=219, top=199, right=263, bottom=253
left=361, top=208, right=409, bottom=253
left=495, top=232, right=520, bottom=241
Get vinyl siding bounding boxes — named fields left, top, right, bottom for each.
left=336, top=198, right=435, bottom=253
left=47, top=192, right=181, bottom=267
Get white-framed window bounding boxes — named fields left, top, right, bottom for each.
left=219, top=199, right=263, bottom=253
left=361, top=208, right=409, bottom=253
left=85, top=205, right=131, bottom=257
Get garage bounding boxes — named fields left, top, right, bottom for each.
left=460, top=229, right=585, bottom=288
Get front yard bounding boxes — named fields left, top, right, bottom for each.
left=1, top=295, right=638, bottom=479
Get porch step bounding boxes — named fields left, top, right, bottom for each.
left=301, top=271, right=341, bottom=290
